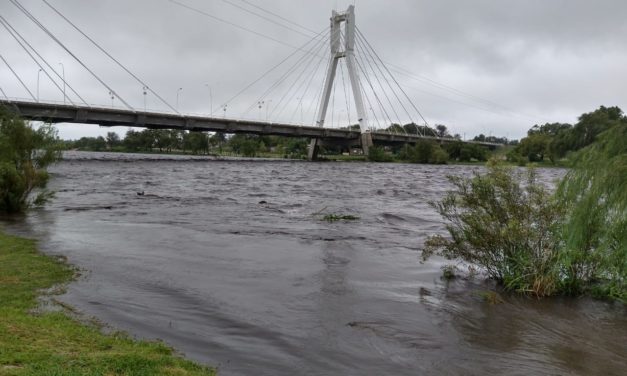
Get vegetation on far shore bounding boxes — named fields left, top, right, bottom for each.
left=0, top=230, right=215, bottom=375
left=423, top=107, right=626, bottom=302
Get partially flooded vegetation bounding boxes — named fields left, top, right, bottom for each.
left=423, top=113, right=626, bottom=302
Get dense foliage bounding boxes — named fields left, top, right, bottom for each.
left=422, top=162, right=564, bottom=296
left=65, top=123, right=494, bottom=164
left=509, top=106, right=624, bottom=164
left=0, top=106, right=62, bottom=213
left=424, top=108, right=626, bottom=301
left=557, top=123, right=627, bottom=300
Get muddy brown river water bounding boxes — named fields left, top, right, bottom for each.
left=2, top=152, right=625, bottom=375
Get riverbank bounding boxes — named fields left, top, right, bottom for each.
left=0, top=230, right=214, bottom=375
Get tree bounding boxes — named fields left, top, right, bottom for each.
left=556, top=122, right=627, bottom=300
left=517, top=133, right=551, bottom=162
left=435, top=124, right=449, bottom=138
left=105, top=132, right=120, bottom=149
left=0, top=107, right=62, bottom=213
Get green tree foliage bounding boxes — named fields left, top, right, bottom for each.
left=183, top=132, right=209, bottom=155
left=423, top=162, right=564, bottom=296
left=556, top=123, right=627, bottom=300
left=445, top=141, right=488, bottom=162
left=510, top=106, right=624, bottom=164
left=398, top=140, right=449, bottom=164
left=105, top=132, right=120, bottom=149
left=424, top=120, right=627, bottom=301
left=0, top=107, right=62, bottom=213
left=517, top=133, right=551, bottom=162
left=368, top=145, right=393, bottom=162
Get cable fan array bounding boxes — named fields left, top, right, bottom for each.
left=216, top=18, right=438, bottom=137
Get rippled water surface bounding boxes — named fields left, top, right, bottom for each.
left=2, top=152, right=625, bottom=375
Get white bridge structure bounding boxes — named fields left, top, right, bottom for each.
left=0, top=2, right=499, bottom=159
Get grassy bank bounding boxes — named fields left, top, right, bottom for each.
left=0, top=230, right=215, bottom=376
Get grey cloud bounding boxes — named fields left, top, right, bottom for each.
left=1, top=0, right=625, bottom=140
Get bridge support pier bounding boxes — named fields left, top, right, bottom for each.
left=307, top=138, right=320, bottom=161
left=360, top=132, right=373, bottom=157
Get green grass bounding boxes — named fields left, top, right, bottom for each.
left=0, top=230, right=215, bottom=376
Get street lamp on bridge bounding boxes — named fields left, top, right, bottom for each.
left=176, top=87, right=183, bottom=112
left=36, top=68, right=42, bottom=102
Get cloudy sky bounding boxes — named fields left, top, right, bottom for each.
left=1, top=0, right=626, bottom=140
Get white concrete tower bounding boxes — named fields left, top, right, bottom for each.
left=308, top=5, right=372, bottom=160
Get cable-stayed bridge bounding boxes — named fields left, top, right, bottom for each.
left=0, top=1, right=500, bottom=160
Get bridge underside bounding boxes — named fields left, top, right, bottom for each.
left=1, top=100, right=498, bottom=159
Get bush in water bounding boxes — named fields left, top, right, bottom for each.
left=0, top=107, right=62, bottom=213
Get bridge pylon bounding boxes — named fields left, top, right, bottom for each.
left=308, top=5, right=372, bottom=160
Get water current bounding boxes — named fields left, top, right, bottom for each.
left=2, top=152, right=625, bottom=375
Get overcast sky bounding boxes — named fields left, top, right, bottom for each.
left=1, top=0, right=626, bottom=140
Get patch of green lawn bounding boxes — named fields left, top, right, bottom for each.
left=0, top=230, right=215, bottom=376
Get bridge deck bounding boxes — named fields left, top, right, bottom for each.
left=0, top=100, right=499, bottom=148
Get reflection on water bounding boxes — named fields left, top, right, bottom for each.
left=2, top=152, right=625, bottom=376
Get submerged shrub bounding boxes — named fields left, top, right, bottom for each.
left=424, top=122, right=627, bottom=302
left=0, top=106, right=62, bottom=213
left=422, top=161, right=564, bottom=296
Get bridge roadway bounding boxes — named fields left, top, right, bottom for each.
left=1, top=100, right=499, bottom=149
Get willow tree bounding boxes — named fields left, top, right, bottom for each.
left=0, top=106, right=62, bottom=213
left=557, top=122, right=627, bottom=301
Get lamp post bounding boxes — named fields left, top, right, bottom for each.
left=205, top=83, right=212, bottom=115
left=37, top=68, right=42, bottom=102
left=108, top=91, right=114, bottom=107
left=176, top=87, right=183, bottom=111
left=142, top=86, right=147, bottom=111
left=58, top=63, right=65, bottom=104
left=222, top=104, right=227, bottom=118
left=257, top=101, right=264, bottom=120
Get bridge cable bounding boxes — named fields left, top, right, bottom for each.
left=356, top=32, right=423, bottom=136
left=41, top=0, right=178, bottom=114
left=9, top=0, right=134, bottom=110
left=353, top=55, right=394, bottom=132
left=273, top=47, right=327, bottom=122
left=355, top=32, right=420, bottom=134
left=353, top=61, right=384, bottom=131
left=269, top=35, right=330, bottom=120
left=241, top=31, right=329, bottom=117
left=0, top=15, right=85, bottom=106
left=353, top=37, right=402, bottom=132
left=215, top=0, right=541, bottom=124
left=287, top=46, right=328, bottom=124
left=241, top=30, right=329, bottom=117
left=0, top=86, right=8, bottom=99
left=0, top=53, right=36, bottom=101
left=357, top=27, right=437, bottom=137
left=215, top=28, right=327, bottom=116
left=0, top=16, right=74, bottom=105
left=234, top=0, right=319, bottom=35
left=168, top=0, right=318, bottom=55
left=220, top=0, right=312, bottom=38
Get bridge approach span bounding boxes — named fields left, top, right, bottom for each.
left=1, top=100, right=500, bottom=150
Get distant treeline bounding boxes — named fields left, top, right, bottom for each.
left=507, top=106, right=626, bottom=164
left=63, top=123, right=502, bottom=163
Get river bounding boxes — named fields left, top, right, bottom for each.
left=2, top=152, right=625, bottom=375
